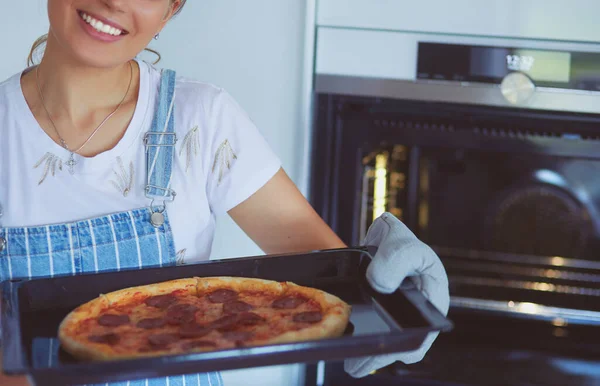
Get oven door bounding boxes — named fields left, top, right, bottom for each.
left=309, top=95, right=600, bottom=385
left=316, top=310, right=600, bottom=386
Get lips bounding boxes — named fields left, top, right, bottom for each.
left=77, top=10, right=129, bottom=36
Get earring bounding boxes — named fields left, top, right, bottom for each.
left=154, top=33, right=160, bottom=40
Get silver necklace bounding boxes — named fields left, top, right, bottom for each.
left=35, top=61, right=134, bottom=174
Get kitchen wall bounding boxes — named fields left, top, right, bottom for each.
left=156, top=0, right=311, bottom=264
left=0, top=1, right=311, bottom=385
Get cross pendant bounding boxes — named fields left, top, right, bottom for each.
left=66, top=153, right=77, bottom=175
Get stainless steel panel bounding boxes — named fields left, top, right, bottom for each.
left=451, top=296, right=600, bottom=325
left=315, top=74, right=600, bottom=115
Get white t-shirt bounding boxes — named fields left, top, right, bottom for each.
left=0, top=60, right=281, bottom=264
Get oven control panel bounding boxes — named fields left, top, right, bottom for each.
left=500, top=72, right=536, bottom=104
left=417, top=42, right=600, bottom=92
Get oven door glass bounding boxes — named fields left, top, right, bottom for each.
left=361, top=144, right=600, bottom=312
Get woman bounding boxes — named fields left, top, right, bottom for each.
left=0, top=0, right=449, bottom=385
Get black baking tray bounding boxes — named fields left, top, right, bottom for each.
left=1, top=247, right=452, bottom=385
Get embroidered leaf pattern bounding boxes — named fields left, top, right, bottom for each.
left=179, top=125, right=200, bottom=172
left=33, top=152, right=63, bottom=185
left=211, top=139, right=237, bottom=185
left=176, top=249, right=187, bottom=266
left=110, top=157, right=135, bottom=197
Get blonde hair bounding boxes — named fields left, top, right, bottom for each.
left=27, top=0, right=186, bottom=67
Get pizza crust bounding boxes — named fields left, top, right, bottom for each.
left=58, top=294, right=112, bottom=361
left=59, top=276, right=352, bottom=362
left=263, top=281, right=351, bottom=344
left=252, top=303, right=350, bottom=347
left=196, top=276, right=287, bottom=296
left=59, top=278, right=198, bottom=361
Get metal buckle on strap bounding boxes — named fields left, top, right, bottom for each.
left=145, top=185, right=177, bottom=201
left=143, top=132, right=178, bottom=147
left=148, top=198, right=168, bottom=228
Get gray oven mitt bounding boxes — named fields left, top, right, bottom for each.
left=344, top=212, right=450, bottom=378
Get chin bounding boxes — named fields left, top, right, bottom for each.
left=56, top=36, right=137, bottom=69
left=73, top=49, right=135, bottom=69
left=49, top=15, right=142, bottom=69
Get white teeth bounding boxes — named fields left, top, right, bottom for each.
left=80, top=12, right=123, bottom=36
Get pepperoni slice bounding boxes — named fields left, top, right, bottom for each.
left=167, top=313, right=195, bottom=325
left=144, top=294, right=177, bottom=309
left=168, top=304, right=198, bottom=313
left=182, top=340, right=217, bottom=350
left=137, top=317, right=167, bottom=329
left=221, top=331, right=253, bottom=342
left=89, top=333, right=120, bottom=345
left=98, top=314, right=130, bottom=327
left=272, top=296, right=307, bottom=309
left=293, top=311, right=323, bottom=323
left=148, top=333, right=180, bottom=347
left=179, top=323, right=212, bottom=338
left=223, top=300, right=253, bottom=314
left=166, top=304, right=198, bottom=325
left=210, top=314, right=239, bottom=331
left=207, top=289, right=238, bottom=303
left=237, top=312, right=265, bottom=326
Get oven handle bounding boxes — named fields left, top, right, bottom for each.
left=451, top=296, right=600, bottom=326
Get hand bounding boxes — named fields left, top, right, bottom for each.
left=344, top=212, right=450, bottom=378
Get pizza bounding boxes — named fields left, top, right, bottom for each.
left=58, top=277, right=351, bottom=361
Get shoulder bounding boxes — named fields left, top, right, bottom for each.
left=143, top=62, right=262, bottom=164
left=0, top=70, right=26, bottom=108
left=174, top=74, right=253, bottom=134
left=0, top=69, right=31, bottom=139
left=143, top=61, right=243, bottom=126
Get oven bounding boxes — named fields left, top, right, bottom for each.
left=303, top=3, right=600, bottom=384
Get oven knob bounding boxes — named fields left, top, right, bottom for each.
left=500, top=72, right=535, bottom=105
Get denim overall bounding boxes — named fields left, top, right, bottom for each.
left=0, top=69, right=223, bottom=386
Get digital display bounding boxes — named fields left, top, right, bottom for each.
left=469, top=47, right=571, bottom=83
left=416, top=43, right=600, bottom=91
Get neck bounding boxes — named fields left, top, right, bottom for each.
left=34, top=36, right=137, bottom=129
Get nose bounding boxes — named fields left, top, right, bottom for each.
left=100, top=0, right=126, bottom=13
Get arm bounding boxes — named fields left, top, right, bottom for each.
left=228, top=168, right=347, bottom=254
left=229, top=171, right=449, bottom=378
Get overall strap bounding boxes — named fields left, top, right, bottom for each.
left=144, top=69, right=178, bottom=202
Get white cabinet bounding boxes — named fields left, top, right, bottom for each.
left=317, top=0, right=600, bottom=43
left=315, top=28, right=600, bottom=79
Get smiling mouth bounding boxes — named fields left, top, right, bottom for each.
left=78, top=11, right=128, bottom=37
